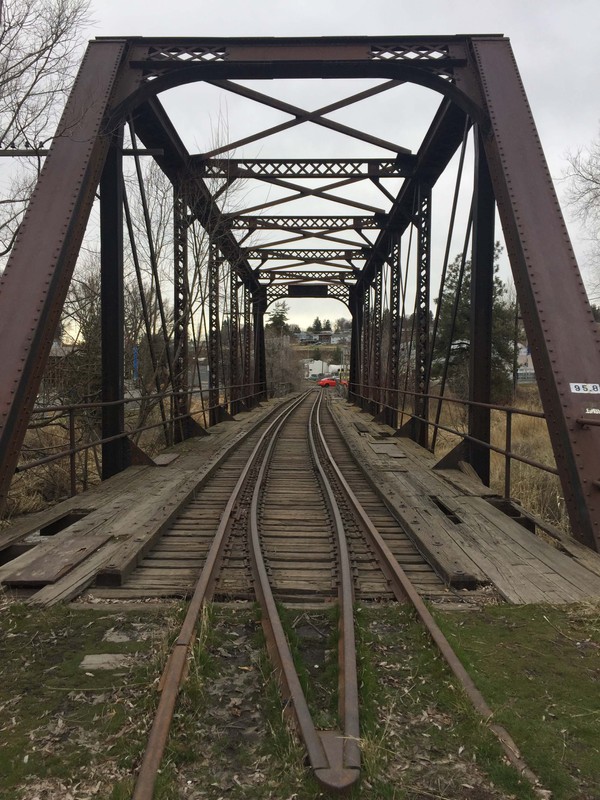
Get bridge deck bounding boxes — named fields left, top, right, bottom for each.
left=2, top=394, right=600, bottom=606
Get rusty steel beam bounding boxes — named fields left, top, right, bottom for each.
left=100, top=129, right=128, bottom=478
left=229, top=276, right=241, bottom=416
left=132, top=36, right=465, bottom=67
left=208, top=243, right=221, bottom=426
left=253, top=288, right=267, bottom=400
left=105, top=37, right=487, bottom=133
left=357, top=97, right=469, bottom=294
left=348, top=287, right=363, bottom=401
left=200, top=79, right=412, bottom=159
left=227, top=215, right=384, bottom=230
left=173, top=188, right=192, bottom=442
left=470, top=38, right=600, bottom=550
left=361, top=287, right=371, bottom=410
left=372, top=267, right=383, bottom=414
left=191, top=157, right=415, bottom=179
left=387, top=236, right=402, bottom=428
left=243, top=286, right=253, bottom=402
left=0, top=40, right=132, bottom=508
left=414, top=184, right=431, bottom=448
left=468, top=129, right=495, bottom=485
left=131, top=97, right=259, bottom=294
left=246, top=248, right=369, bottom=261
left=259, top=270, right=357, bottom=283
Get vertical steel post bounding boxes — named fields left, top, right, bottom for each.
left=173, top=188, right=189, bottom=443
left=387, top=237, right=402, bottom=428
left=100, top=129, right=128, bottom=479
left=253, top=287, right=267, bottom=402
left=469, top=129, right=495, bottom=484
left=372, top=267, right=383, bottom=415
left=361, top=287, right=371, bottom=410
left=348, top=287, right=363, bottom=404
left=229, top=274, right=241, bottom=415
left=208, top=242, right=221, bottom=426
left=243, top=285, right=253, bottom=406
left=415, top=184, right=431, bottom=447
left=0, top=40, right=125, bottom=511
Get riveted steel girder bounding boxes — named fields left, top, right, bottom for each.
left=0, top=40, right=135, bottom=507
left=0, top=34, right=598, bottom=552
left=246, top=249, right=368, bottom=261
left=414, top=184, right=431, bottom=448
left=191, top=157, right=415, bottom=179
left=259, top=271, right=357, bottom=283
left=228, top=216, right=384, bottom=231
left=468, top=38, right=600, bottom=550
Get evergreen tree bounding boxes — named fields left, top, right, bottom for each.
left=266, top=301, right=289, bottom=335
left=432, top=245, right=519, bottom=401
left=334, top=317, right=352, bottom=332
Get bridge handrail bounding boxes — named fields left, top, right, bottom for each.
left=11, top=382, right=273, bottom=498
left=350, top=383, right=557, bottom=502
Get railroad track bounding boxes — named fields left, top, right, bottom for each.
left=92, top=390, right=445, bottom=604
left=125, top=389, right=540, bottom=797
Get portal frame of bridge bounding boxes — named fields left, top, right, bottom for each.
left=1, top=36, right=600, bottom=551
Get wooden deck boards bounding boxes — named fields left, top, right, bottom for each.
left=4, top=392, right=600, bottom=606
left=0, top=398, right=288, bottom=604
left=329, top=398, right=600, bottom=604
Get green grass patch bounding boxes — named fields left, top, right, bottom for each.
left=355, top=604, right=537, bottom=799
left=435, top=602, right=600, bottom=799
left=0, top=598, right=180, bottom=799
left=4, top=597, right=595, bottom=798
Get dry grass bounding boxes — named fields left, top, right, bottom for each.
left=489, top=387, right=569, bottom=532
left=2, top=383, right=569, bottom=538
left=432, top=384, right=570, bottom=533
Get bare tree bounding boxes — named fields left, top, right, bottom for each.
left=565, top=134, right=600, bottom=294
left=0, top=0, right=90, bottom=257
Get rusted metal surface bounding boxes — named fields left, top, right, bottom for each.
left=100, top=130, right=127, bottom=478
left=193, top=157, right=415, bottom=179
left=1, top=32, right=598, bottom=557
left=470, top=38, right=600, bottom=550
left=133, top=393, right=309, bottom=799
left=246, top=392, right=360, bottom=789
left=320, top=397, right=544, bottom=791
left=467, top=129, right=495, bottom=484
left=0, top=40, right=128, bottom=507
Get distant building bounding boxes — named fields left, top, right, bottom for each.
left=298, top=331, right=319, bottom=344
left=517, top=342, right=536, bottom=383
left=306, top=359, right=329, bottom=378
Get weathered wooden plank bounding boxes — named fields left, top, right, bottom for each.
left=433, top=466, right=498, bottom=498
left=153, top=453, right=180, bottom=466
left=2, top=533, right=112, bottom=586
left=0, top=544, right=45, bottom=584
left=0, top=467, right=149, bottom=551
left=368, top=442, right=407, bottom=458
left=28, top=539, right=122, bottom=606
left=462, top=497, right=600, bottom=599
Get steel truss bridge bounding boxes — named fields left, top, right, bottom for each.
left=1, top=35, right=600, bottom=552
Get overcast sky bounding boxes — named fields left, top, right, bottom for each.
left=84, top=0, right=600, bottom=328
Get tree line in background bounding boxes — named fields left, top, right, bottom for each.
left=566, top=131, right=600, bottom=306
left=0, top=0, right=91, bottom=259
left=4, top=1, right=600, bottom=416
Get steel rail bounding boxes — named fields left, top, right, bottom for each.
left=308, top=392, right=361, bottom=781
left=248, top=391, right=360, bottom=792
left=320, top=397, right=548, bottom=796
left=132, top=391, right=310, bottom=800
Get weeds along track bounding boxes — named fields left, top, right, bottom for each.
left=123, top=389, right=541, bottom=797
